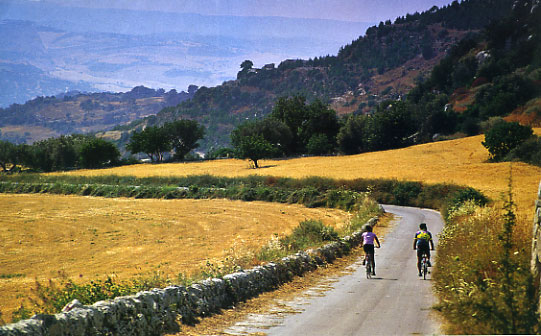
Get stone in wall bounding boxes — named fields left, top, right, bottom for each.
left=531, top=181, right=541, bottom=311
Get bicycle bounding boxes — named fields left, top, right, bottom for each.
left=365, top=251, right=375, bottom=279
left=420, top=253, right=429, bottom=280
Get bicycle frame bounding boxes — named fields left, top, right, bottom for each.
left=421, top=253, right=429, bottom=280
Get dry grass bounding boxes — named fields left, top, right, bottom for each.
left=56, top=130, right=541, bottom=222
left=0, top=194, right=349, bottom=321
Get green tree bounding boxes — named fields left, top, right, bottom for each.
left=306, top=133, right=333, bottom=155
left=231, top=118, right=292, bottom=156
left=270, top=95, right=307, bottom=154
left=505, top=136, right=541, bottom=166
left=270, top=96, right=339, bottom=155
left=300, top=99, right=340, bottom=152
left=127, top=126, right=171, bottom=162
left=240, top=60, right=254, bottom=71
left=365, top=101, right=416, bottom=151
left=482, top=120, right=533, bottom=161
left=165, top=119, right=205, bottom=161
left=237, top=60, right=255, bottom=79
left=337, top=114, right=369, bottom=155
left=232, top=134, right=278, bottom=168
left=25, top=136, right=78, bottom=172
left=207, top=147, right=235, bottom=159
left=79, top=138, right=120, bottom=168
left=0, top=140, right=17, bottom=172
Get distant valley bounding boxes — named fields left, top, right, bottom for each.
left=0, top=1, right=372, bottom=107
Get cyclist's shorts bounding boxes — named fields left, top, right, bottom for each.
left=417, top=245, right=430, bottom=259
left=363, top=244, right=375, bottom=255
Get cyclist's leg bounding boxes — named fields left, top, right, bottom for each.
left=368, top=245, right=375, bottom=275
left=362, top=244, right=369, bottom=265
left=416, top=248, right=423, bottom=276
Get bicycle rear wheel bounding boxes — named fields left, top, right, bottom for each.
left=366, top=253, right=373, bottom=279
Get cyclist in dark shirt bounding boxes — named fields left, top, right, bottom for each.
left=413, top=223, right=434, bottom=277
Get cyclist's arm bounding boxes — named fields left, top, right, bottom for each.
left=375, top=236, right=381, bottom=248
left=413, top=238, right=417, bottom=250
left=430, top=239, right=435, bottom=250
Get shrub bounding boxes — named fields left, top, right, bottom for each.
left=280, top=220, right=339, bottom=252
left=392, top=181, right=422, bottom=205
left=306, top=134, right=333, bottom=155
left=342, top=196, right=382, bottom=234
left=482, top=120, right=533, bottom=161
left=504, top=136, right=541, bottom=166
left=443, top=187, right=488, bottom=220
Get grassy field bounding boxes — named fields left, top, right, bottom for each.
left=58, top=132, right=541, bottom=222
left=0, top=194, right=349, bottom=320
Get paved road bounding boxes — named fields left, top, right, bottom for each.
left=265, top=205, right=444, bottom=336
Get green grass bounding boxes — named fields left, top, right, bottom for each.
left=0, top=274, right=25, bottom=279
left=0, top=174, right=483, bottom=211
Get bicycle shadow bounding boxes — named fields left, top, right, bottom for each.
left=365, top=277, right=399, bottom=281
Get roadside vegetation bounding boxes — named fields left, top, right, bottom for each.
left=434, top=179, right=539, bottom=334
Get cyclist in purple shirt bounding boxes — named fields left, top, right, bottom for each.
left=361, top=225, right=381, bottom=276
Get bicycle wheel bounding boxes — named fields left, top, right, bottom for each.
left=366, top=254, right=372, bottom=279
left=422, top=257, right=428, bottom=280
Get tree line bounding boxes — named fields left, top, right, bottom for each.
left=227, top=95, right=419, bottom=168
left=0, top=119, right=206, bottom=172
left=0, top=135, right=121, bottom=172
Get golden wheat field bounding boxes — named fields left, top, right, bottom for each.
left=61, top=131, right=541, bottom=221
left=0, top=194, right=349, bottom=320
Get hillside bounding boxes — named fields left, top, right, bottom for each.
left=115, top=0, right=516, bottom=151
left=0, top=85, right=195, bottom=144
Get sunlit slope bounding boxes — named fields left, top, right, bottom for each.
left=60, top=130, right=541, bottom=220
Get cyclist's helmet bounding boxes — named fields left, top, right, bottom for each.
left=364, top=225, right=373, bottom=232
left=420, top=223, right=427, bottom=230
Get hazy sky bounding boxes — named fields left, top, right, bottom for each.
left=17, top=0, right=456, bottom=22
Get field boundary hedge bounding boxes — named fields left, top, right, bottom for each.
left=0, top=174, right=477, bottom=210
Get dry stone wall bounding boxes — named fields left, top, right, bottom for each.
left=531, top=181, right=541, bottom=311
left=0, top=218, right=377, bottom=336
